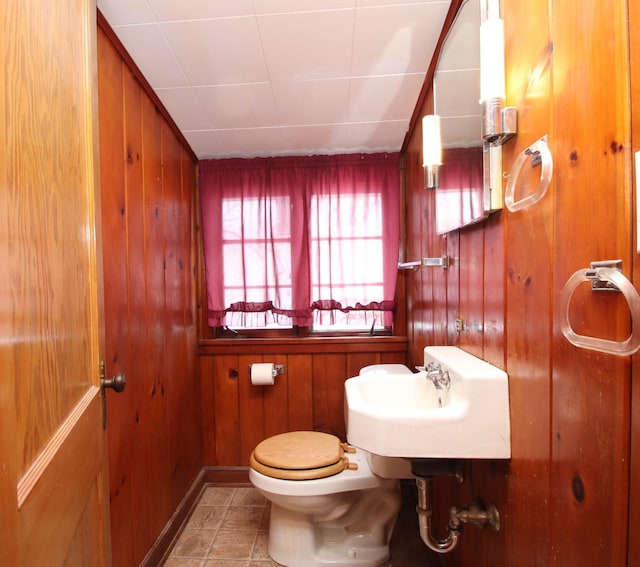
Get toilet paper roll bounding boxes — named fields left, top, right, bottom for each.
left=250, top=363, right=275, bottom=386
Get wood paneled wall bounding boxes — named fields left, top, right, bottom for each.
left=97, top=20, right=201, bottom=567
left=402, top=0, right=636, bottom=565
left=199, top=339, right=407, bottom=466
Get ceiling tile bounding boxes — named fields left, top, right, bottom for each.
left=161, top=17, right=269, bottom=86
left=348, top=74, right=425, bottom=122
left=154, top=87, right=212, bottom=130
left=352, top=2, right=451, bottom=76
left=440, top=116, right=481, bottom=148
left=253, top=0, right=355, bottom=13
left=214, top=128, right=288, bottom=157
left=112, top=24, right=189, bottom=88
left=355, top=0, right=445, bottom=5
left=280, top=124, right=349, bottom=155
left=434, top=0, right=480, bottom=148
left=98, top=0, right=456, bottom=159
left=97, top=0, right=155, bottom=26
left=434, top=68, right=480, bottom=118
left=272, top=79, right=350, bottom=125
left=257, top=10, right=355, bottom=82
left=436, top=0, right=480, bottom=71
left=146, top=0, right=254, bottom=21
left=193, top=84, right=279, bottom=128
left=346, top=120, right=408, bottom=151
left=182, top=130, right=226, bottom=158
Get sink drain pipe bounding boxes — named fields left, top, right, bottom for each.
left=415, top=476, right=500, bottom=554
left=415, top=477, right=461, bottom=553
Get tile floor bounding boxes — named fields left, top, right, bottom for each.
left=163, top=484, right=444, bottom=567
left=163, top=486, right=276, bottom=567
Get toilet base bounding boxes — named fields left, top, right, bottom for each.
left=266, top=481, right=401, bottom=567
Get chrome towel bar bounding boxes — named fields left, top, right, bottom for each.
left=398, top=257, right=450, bottom=270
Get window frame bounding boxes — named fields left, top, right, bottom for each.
left=199, top=153, right=400, bottom=338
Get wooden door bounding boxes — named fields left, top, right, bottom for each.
left=0, top=0, right=112, bottom=565
left=630, top=0, right=640, bottom=563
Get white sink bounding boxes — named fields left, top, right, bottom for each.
left=344, top=346, right=511, bottom=459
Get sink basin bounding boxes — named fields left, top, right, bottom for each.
left=344, top=346, right=511, bottom=459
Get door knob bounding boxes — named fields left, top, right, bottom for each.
left=100, top=361, right=126, bottom=393
left=102, top=372, right=126, bottom=393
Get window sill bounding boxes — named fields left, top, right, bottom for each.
left=197, top=334, right=408, bottom=356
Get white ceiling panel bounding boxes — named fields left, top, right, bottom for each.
left=214, top=127, right=288, bottom=157
left=345, top=120, right=409, bottom=151
left=348, top=74, right=426, bottom=122
left=272, top=79, right=350, bottom=126
left=257, top=10, right=355, bottom=82
left=434, top=0, right=481, bottom=147
left=253, top=0, right=355, bottom=14
left=160, top=18, right=269, bottom=86
left=279, top=124, right=349, bottom=154
left=356, top=0, right=447, bottom=5
left=96, top=0, right=476, bottom=160
left=154, top=87, right=212, bottom=131
left=435, top=68, right=481, bottom=118
left=146, top=0, right=254, bottom=21
left=183, top=130, right=226, bottom=158
left=440, top=115, right=481, bottom=148
left=351, top=2, right=450, bottom=76
left=113, top=24, right=189, bottom=88
left=194, top=83, right=279, bottom=129
left=98, top=0, right=155, bottom=26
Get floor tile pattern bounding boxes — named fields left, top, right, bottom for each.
left=163, top=484, right=444, bottom=567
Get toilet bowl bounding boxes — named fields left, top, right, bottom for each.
left=249, top=439, right=406, bottom=567
left=250, top=418, right=417, bottom=564
left=249, top=364, right=415, bottom=567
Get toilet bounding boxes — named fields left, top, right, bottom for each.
left=249, top=364, right=414, bottom=567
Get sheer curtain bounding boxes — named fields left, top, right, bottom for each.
left=199, top=153, right=400, bottom=329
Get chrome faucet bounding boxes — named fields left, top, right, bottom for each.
left=415, top=362, right=451, bottom=408
left=426, top=365, right=451, bottom=391
left=417, top=362, right=451, bottom=390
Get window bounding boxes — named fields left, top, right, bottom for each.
left=199, top=153, right=400, bottom=333
left=221, top=195, right=293, bottom=326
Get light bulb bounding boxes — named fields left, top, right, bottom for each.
left=422, top=115, right=442, bottom=167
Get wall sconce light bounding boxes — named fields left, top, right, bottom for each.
left=479, top=8, right=516, bottom=145
left=422, top=114, right=442, bottom=189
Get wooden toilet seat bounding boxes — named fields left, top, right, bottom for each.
left=250, top=431, right=357, bottom=480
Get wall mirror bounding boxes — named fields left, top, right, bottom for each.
left=433, top=0, right=501, bottom=234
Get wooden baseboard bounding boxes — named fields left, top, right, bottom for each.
left=139, top=467, right=251, bottom=566
left=203, top=465, right=251, bottom=485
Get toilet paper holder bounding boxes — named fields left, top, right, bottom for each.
left=248, top=364, right=285, bottom=377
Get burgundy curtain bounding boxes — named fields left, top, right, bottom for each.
left=199, top=153, right=400, bottom=328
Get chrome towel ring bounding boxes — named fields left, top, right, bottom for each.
left=559, top=263, right=640, bottom=356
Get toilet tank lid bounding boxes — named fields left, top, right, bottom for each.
left=359, top=363, right=412, bottom=375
